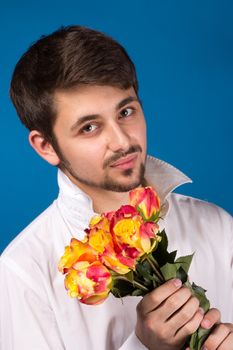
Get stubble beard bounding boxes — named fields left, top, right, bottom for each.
left=52, top=139, right=146, bottom=192
left=60, top=158, right=146, bottom=193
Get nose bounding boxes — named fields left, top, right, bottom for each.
left=106, top=123, right=131, bottom=153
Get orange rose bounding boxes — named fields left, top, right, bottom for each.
left=86, top=216, right=113, bottom=254
left=129, top=186, right=160, bottom=221
left=109, top=205, right=161, bottom=268
left=100, top=244, right=136, bottom=274
left=65, top=261, right=112, bottom=305
left=86, top=214, right=133, bottom=274
left=58, top=238, right=98, bottom=274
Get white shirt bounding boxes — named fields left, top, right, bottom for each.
left=0, top=156, right=232, bottom=350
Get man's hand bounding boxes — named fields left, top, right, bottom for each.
left=135, top=279, right=204, bottom=350
left=198, top=309, right=233, bottom=350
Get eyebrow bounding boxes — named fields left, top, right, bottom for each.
left=70, top=95, right=140, bottom=132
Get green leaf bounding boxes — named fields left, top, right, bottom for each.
left=136, top=261, right=153, bottom=279
left=192, top=282, right=207, bottom=294
left=160, top=254, right=193, bottom=282
left=124, top=270, right=134, bottom=283
left=191, top=282, right=210, bottom=312
left=132, top=289, right=144, bottom=296
left=152, top=230, right=177, bottom=265
left=160, top=262, right=182, bottom=281
left=183, top=281, right=211, bottom=349
left=157, top=230, right=168, bottom=250
left=169, top=250, right=177, bottom=261
left=135, top=261, right=162, bottom=291
left=174, top=254, right=194, bottom=274
left=189, top=327, right=212, bottom=350
left=176, top=266, right=188, bottom=283
left=111, top=277, right=135, bottom=297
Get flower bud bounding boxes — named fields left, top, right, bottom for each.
left=129, top=186, right=160, bottom=221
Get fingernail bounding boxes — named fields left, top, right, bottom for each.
left=198, top=307, right=204, bottom=315
left=202, top=347, right=208, bottom=350
left=173, top=279, right=182, bottom=287
left=202, top=319, right=211, bottom=329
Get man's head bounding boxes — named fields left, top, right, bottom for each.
left=10, top=25, right=138, bottom=143
left=10, top=25, right=147, bottom=194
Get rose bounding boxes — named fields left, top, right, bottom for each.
left=111, top=205, right=143, bottom=270
left=129, top=186, right=160, bottom=221
left=110, top=205, right=161, bottom=269
left=100, top=245, right=134, bottom=274
left=139, top=221, right=161, bottom=252
left=58, top=238, right=98, bottom=274
left=86, top=216, right=113, bottom=254
left=59, top=234, right=113, bottom=304
left=65, top=261, right=112, bottom=305
left=87, top=214, right=134, bottom=274
left=58, top=235, right=112, bottom=305
left=111, top=205, right=160, bottom=255
left=112, top=206, right=143, bottom=250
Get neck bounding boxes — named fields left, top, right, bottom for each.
left=78, top=184, right=131, bottom=213
left=88, top=188, right=130, bottom=214
left=77, top=181, right=149, bottom=213
left=64, top=173, right=133, bottom=213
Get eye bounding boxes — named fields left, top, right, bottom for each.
left=81, top=123, right=98, bottom=134
left=120, top=107, right=135, bottom=119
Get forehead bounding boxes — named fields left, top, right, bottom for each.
left=54, top=85, right=137, bottom=108
left=53, top=85, right=138, bottom=125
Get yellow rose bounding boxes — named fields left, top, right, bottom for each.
left=65, top=261, right=112, bottom=305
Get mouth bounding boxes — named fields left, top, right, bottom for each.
left=110, top=153, right=138, bottom=170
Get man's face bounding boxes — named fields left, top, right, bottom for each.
left=52, top=85, right=147, bottom=193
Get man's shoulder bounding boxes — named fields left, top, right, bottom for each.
left=165, top=192, right=233, bottom=261
left=0, top=198, right=70, bottom=296
left=0, top=200, right=64, bottom=302
left=1, top=200, right=61, bottom=260
left=168, top=192, right=232, bottom=225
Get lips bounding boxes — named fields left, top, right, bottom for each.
left=110, top=154, right=138, bottom=170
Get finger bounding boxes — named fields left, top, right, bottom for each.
left=218, top=330, right=233, bottom=350
left=162, top=287, right=194, bottom=321
left=168, top=294, right=201, bottom=331
left=201, top=308, right=221, bottom=329
left=203, top=323, right=232, bottom=350
left=138, top=278, right=182, bottom=315
left=174, top=306, right=204, bottom=340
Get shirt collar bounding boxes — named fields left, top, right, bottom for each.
left=56, top=156, right=192, bottom=237
left=144, top=156, right=192, bottom=203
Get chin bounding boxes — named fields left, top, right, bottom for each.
left=102, top=177, right=142, bottom=193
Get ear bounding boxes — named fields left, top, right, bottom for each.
left=28, top=130, right=60, bottom=166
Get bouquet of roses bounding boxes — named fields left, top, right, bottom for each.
left=58, top=186, right=211, bottom=349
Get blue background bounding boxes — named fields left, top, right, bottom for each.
left=1, top=0, right=232, bottom=253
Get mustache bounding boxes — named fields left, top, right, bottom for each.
left=103, top=145, right=142, bottom=169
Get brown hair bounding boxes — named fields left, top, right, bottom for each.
left=10, top=25, right=139, bottom=143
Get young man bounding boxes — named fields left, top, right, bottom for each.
left=0, top=25, right=232, bottom=350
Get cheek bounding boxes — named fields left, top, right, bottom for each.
left=67, top=140, right=106, bottom=167
left=133, top=120, right=147, bottom=144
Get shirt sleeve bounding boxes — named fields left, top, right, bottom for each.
left=118, top=332, right=148, bottom=350
left=0, top=260, right=65, bottom=350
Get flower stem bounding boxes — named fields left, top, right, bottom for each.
left=132, top=280, right=149, bottom=292
left=145, top=255, right=164, bottom=283
left=113, top=275, right=149, bottom=292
